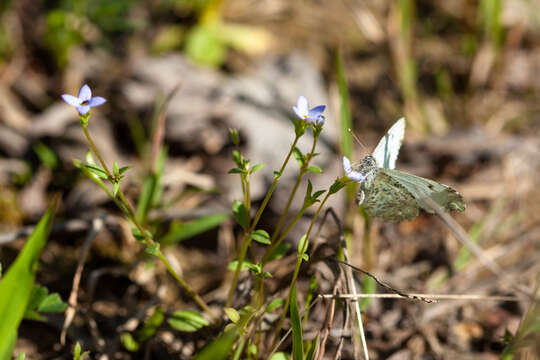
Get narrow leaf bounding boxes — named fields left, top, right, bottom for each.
left=224, top=308, right=240, bottom=324
left=250, top=163, right=265, bottom=174
left=306, top=165, right=323, bottom=174
left=161, top=213, right=229, bottom=245
left=138, top=306, right=164, bottom=342
left=168, top=310, right=209, bottom=332
left=232, top=200, right=249, bottom=230
left=194, top=329, right=239, bottom=360
left=290, top=285, right=304, bottom=360
left=293, top=147, right=304, bottom=167
left=0, top=204, right=55, bottom=359
left=250, top=230, right=271, bottom=245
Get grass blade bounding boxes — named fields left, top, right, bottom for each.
left=290, top=284, right=304, bottom=360
left=0, top=203, right=55, bottom=359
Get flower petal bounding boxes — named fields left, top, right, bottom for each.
left=89, top=96, right=107, bottom=107
left=342, top=156, right=352, bottom=173
left=78, top=84, right=92, bottom=102
left=61, top=94, right=81, bottom=107
left=308, top=105, right=325, bottom=119
left=314, top=115, right=325, bottom=126
left=347, top=170, right=366, bottom=182
left=76, top=105, right=90, bottom=115
left=293, top=95, right=309, bottom=118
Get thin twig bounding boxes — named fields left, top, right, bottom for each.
left=319, top=293, right=522, bottom=302
left=61, top=217, right=104, bottom=345
left=331, top=258, right=435, bottom=303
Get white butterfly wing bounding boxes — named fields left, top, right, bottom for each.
left=372, top=117, right=406, bottom=169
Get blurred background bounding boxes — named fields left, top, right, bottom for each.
left=0, top=0, right=539, bottom=358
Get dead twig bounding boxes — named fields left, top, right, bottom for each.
left=61, top=217, right=104, bottom=345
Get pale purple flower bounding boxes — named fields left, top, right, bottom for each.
left=342, top=156, right=365, bottom=182
left=61, top=84, right=106, bottom=115
left=293, top=95, right=325, bottom=125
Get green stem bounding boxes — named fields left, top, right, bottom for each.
left=226, top=134, right=301, bottom=307
left=81, top=122, right=216, bottom=321
left=271, top=191, right=331, bottom=349
left=82, top=125, right=111, bottom=176
left=269, top=136, right=319, bottom=245
left=261, top=135, right=319, bottom=265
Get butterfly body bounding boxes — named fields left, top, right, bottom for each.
left=344, top=118, right=466, bottom=222
left=352, top=155, right=419, bottom=222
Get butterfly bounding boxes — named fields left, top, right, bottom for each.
left=343, top=118, right=466, bottom=222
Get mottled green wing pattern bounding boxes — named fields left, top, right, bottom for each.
left=361, top=171, right=420, bottom=222
left=381, top=169, right=466, bottom=214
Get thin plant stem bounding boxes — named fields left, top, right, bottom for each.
left=81, top=121, right=216, bottom=321
left=269, top=136, right=319, bottom=245
left=261, top=134, right=319, bottom=265
left=226, top=134, right=301, bottom=307
left=82, top=125, right=111, bottom=176
left=271, top=191, right=331, bottom=349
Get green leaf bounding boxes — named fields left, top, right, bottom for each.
left=301, top=253, right=309, bottom=262
left=313, top=190, right=326, bottom=201
left=228, top=168, right=244, bottom=174
left=273, top=170, right=282, bottom=179
left=136, top=173, right=158, bottom=223
left=131, top=228, right=153, bottom=242
left=290, top=285, right=304, bottom=360
left=138, top=306, right=164, bottom=342
left=120, top=333, right=140, bottom=352
left=84, top=164, right=108, bottom=179
left=194, top=329, right=239, bottom=360
left=266, top=243, right=290, bottom=262
left=266, top=298, right=284, bottom=312
left=37, top=293, right=67, bottom=313
left=250, top=163, right=265, bottom=174
left=168, top=310, right=209, bottom=332
left=33, top=142, right=58, bottom=170
left=113, top=161, right=119, bottom=176
left=360, top=275, right=376, bottom=311
left=24, top=286, right=48, bottom=320
left=269, top=353, right=288, bottom=360
left=306, top=165, right=323, bottom=174
left=329, top=178, right=346, bottom=195
left=144, top=243, right=160, bottom=256
left=293, top=147, right=304, bottom=167
left=247, top=342, right=257, bottom=357
left=297, top=234, right=308, bottom=255
left=228, top=259, right=248, bottom=271
left=185, top=23, right=227, bottom=67
left=229, top=128, right=240, bottom=146
left=224, top=308, right=240, bottom=324
left=16, top=353, right=25, bottom=360
left=305, top=334, right=320, bottom=360
left=250, top=230, right=271, bottom=245
left=232, top=150, right=243, bottom=168
left=232, top=200, right=249, bottom=230
left=161, top=213, right=229, bottom=245
left=85, top=151, right=95, bottom=165
left=113, top=182, right=120, bottom=197
left=136, top=148, right=166, bottom=223
left=73, top=342, right=89, bottom=360
left=0, top=204, right=55, bottom=359
left=119, top=166, right=132, bottom=175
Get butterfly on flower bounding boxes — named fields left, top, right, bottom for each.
left=343, top=118, right=466, bottom=222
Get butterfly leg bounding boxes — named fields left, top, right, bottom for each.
left=355, top=190, right=365, bottom=205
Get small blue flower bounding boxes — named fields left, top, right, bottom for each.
left=342, top=156, right=365, bottom=182
left=61, top=84, right=106, bottom=115
left=293, top=95, right=326, bottom=125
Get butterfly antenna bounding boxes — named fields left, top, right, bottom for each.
left=348, top=128, right=367, bottom=150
